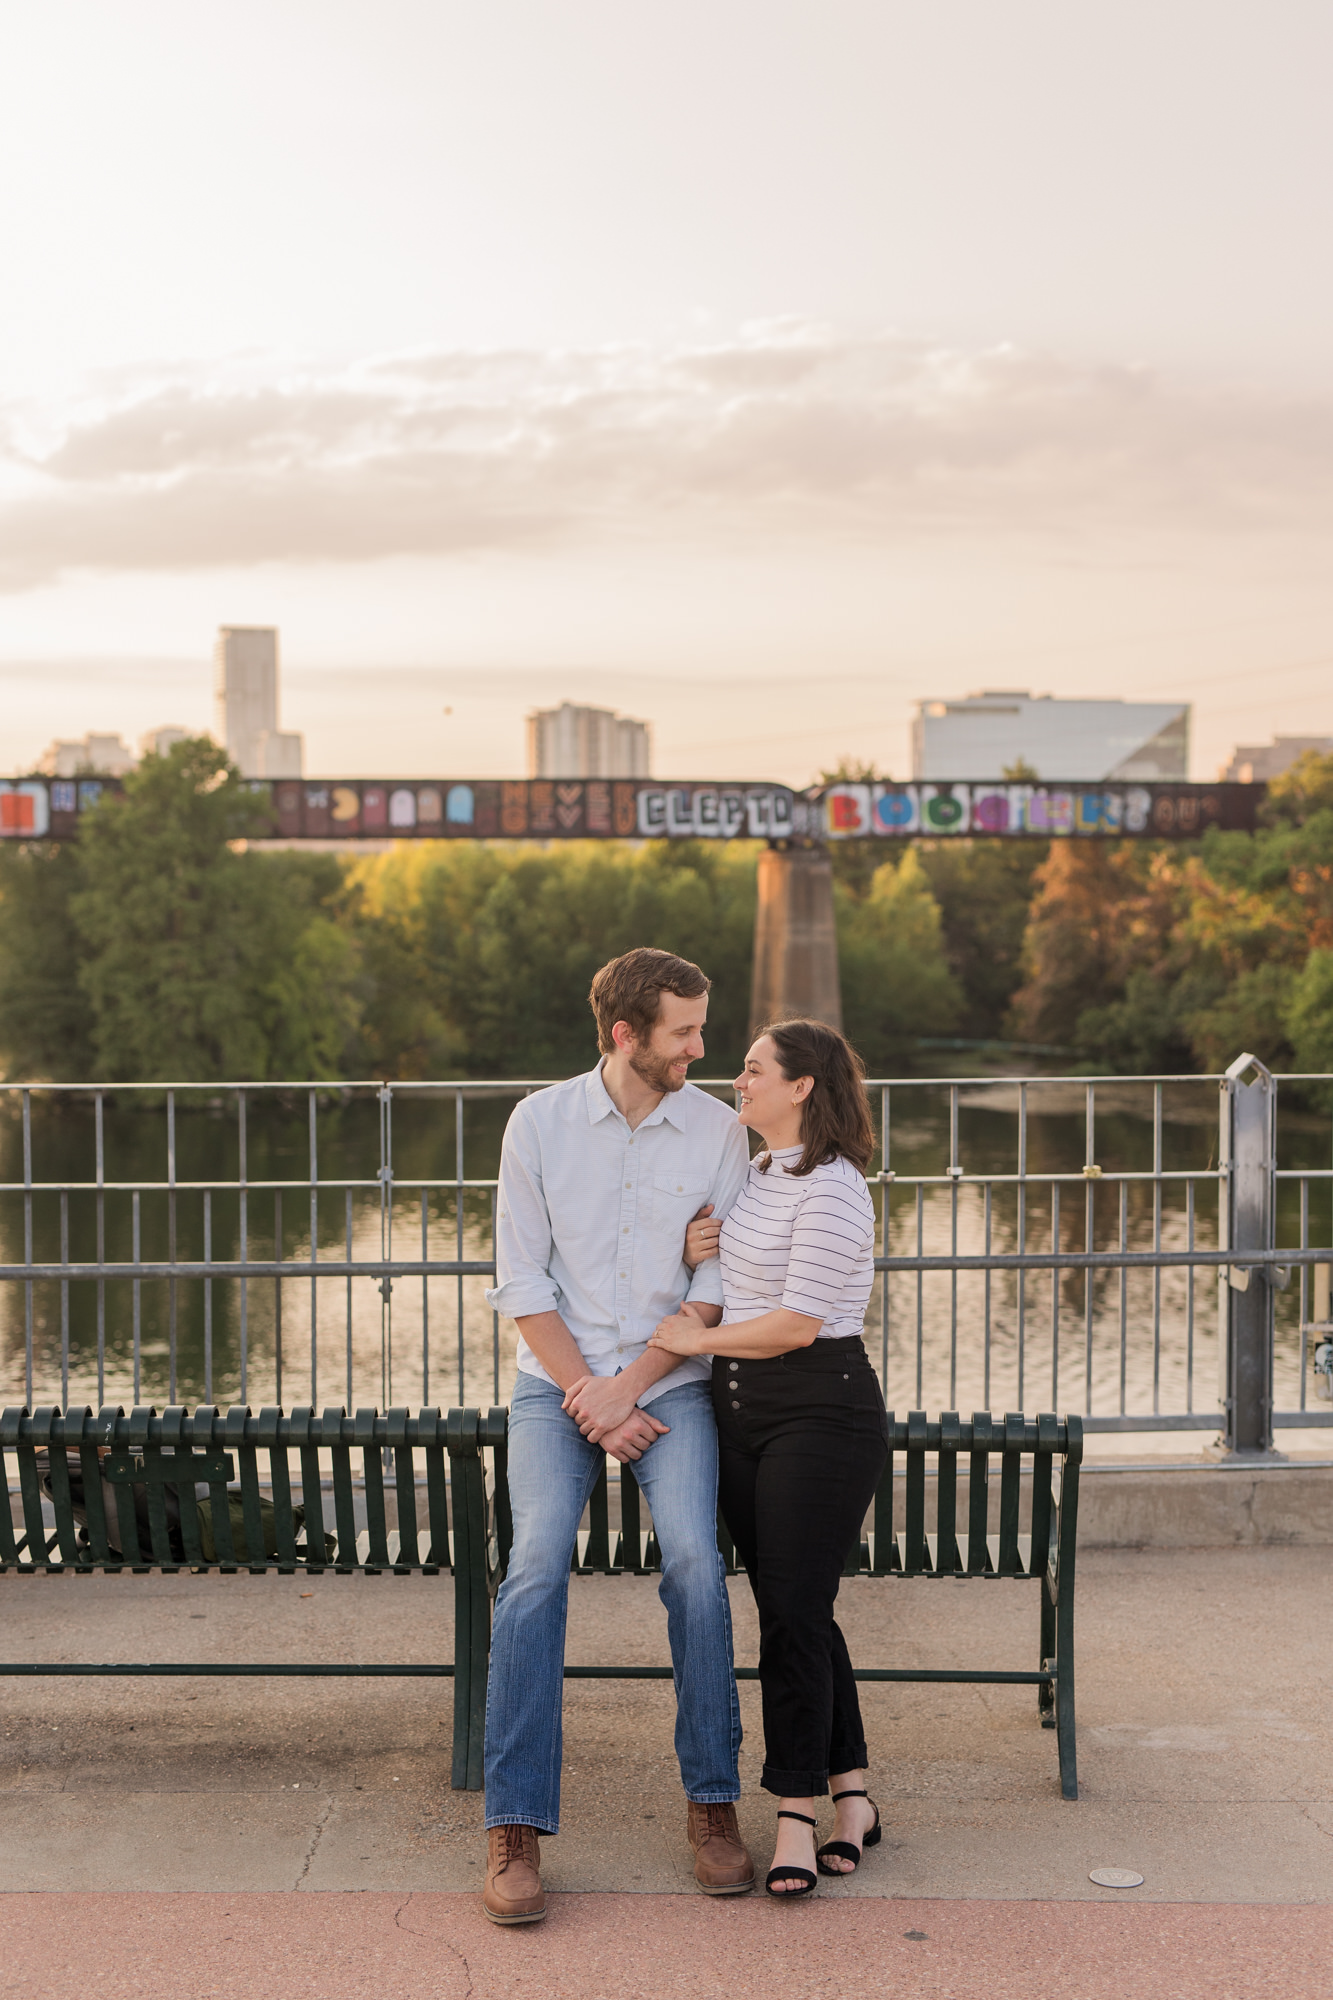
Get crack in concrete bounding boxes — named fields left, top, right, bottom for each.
left=394, top=1895, right=474, bottom=1998
left=294, top=1794, right=334, bottom=1888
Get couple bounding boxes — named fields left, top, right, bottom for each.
left=481, top=947, right=890, bottom=1923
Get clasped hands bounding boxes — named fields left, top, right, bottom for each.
left=561, top=1300, right=713, bottom=1461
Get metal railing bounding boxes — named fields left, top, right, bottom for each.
left=1, top=1057, right=1329, bottom=1447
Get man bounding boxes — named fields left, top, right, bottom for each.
left=480, top=947, right=754, bottom=1924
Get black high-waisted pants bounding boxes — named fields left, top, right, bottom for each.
left=712, top=1337, right=889, bottom=1797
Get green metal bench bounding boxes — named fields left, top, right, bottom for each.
left=0, top=1402, right=503, bottom=1790
left=522, top=1406, right=1083, bottom=1802
left=2, top=1402, right=1081, bottom=1802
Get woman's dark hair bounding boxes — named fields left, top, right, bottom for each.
left=757, top=1018, right=875, bottom=1178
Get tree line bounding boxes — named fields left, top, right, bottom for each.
left=0, top=737, right=1328, bottom=1084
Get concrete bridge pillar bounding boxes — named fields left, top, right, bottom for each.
left=749, top=844, right=842, bottom=1039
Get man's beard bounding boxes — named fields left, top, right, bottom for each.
left=629, top=1046, right=686, bottom=1094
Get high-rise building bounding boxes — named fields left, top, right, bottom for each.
left=140, top=726, right=190, bottom=760
left=213, top=626, right=305, bottom=779
left=526, top=702, right=652, bottom=779
left=38, top=732, right=137, bottom=777
left=1220, top=736, right=1333, bottom=783
left=912, top=691, right=1190, bottom=782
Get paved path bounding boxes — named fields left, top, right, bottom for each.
left=2, top=1892, right=1331, bottom=1998
left=3, top=1544, right=1331, bottom=1993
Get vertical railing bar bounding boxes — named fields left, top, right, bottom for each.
left=491, top=1185, right=500, bottom=1405
left=347, top=1186, right=355, bottom=1410
left=1017, top=1082, right=1027, bottom=1413
left=421, top=1186, right=430, bottom=1409
left=879, top=1086, right=890, bottom=1393
left=132, top=1189, right=141, bottom=1403
left=203, top=1187, right=213, bottom=1405
left=1299, top=1174, right=1309, bottom=1411
left=1187, top=1178, right=1196, bottom=1414
left=167, top=1089, right=177, bottom=1405
left=1084, top=1084, right=1095, bottom=1415
left=95, top=1090, right=105, bottom=1406
left=238, top=1090, right=248, bottom=1408
left=456, top=1089, right=466, bottom=1408
left=948, top=1083, right=958, bottom=1408
left=1152, top=1081, right=1163, bottom=1416
left=60, top=1188, right=69, bottom=1408
left=308, top=1088, right=318, bottom=1406
left=914, top=1180, right=924, bottom=1408
left=274, top=1188, right=284, bottom=1408
left=22, top=1087, right=33, bottom=1408
left=381, top=1085, right=394, bottom=1411
left=1050, top=1181, right=1059, bottom=1412
left=949, top=1174, right=958, bottom=1409
left=976, top=1176, right=984, bottom=1416
left=1118, top=1178, right=1128, bottom=1417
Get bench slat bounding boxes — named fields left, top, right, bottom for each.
left=904, top=1411, right=927, bottom=1574
left=871, top=1416, right=894, bottom=1574
left=389, top=1409, right=420, bottom=1568
left=421, top=1411, right=450, bottom=1569
left=326, top=1408, right=357, bottom=1571
left=42, top=1422, right=84, bottom=1568
left=292, top=1408, right=328, bottom=1566
left=358, top=1409, right=391, bottom=1569
left=997, top=1414, right=1024, bottom=1575
left=585, top=1460, right=612, bottom=1571
left=937, top=1412, right=960, bottom=1574
left=0, top=1432, right=21, bottom=1568
left=967, top=1413, right=991, bottom=1574
left=1030, top=1415, right=1057, bottom=1577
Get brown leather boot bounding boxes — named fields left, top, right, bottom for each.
left=482, top=1824, right=547, bottom=1925
left=687, top=1801, right=756, bottom=1895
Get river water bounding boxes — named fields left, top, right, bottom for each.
left=2, top=1077, right=1328, bottom=1428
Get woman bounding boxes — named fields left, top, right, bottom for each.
left=649, top=1018, right=888, bottom=1898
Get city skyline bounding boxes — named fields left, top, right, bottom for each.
left=1, top=4, right=1330, bottom=785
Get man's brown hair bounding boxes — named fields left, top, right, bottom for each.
left=588, top=948, right=711, bottom=1056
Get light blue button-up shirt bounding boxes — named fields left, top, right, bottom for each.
left=486, top=1064, right=752, bottom=1406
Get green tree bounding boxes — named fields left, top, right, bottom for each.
left=348, top=839, right=760, bottom=1079
left=836, top=850, right=963, bottom=1071
left=0, top=841, right=97, bottom=1079
left=71, top=738, right=362, bottom=1081
left=916, top=839, right=1048, bottom=1040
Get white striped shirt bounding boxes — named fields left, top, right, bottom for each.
left=718, top=1146, right=876, bottom=1340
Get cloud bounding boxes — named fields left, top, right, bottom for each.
left=0, top=329, right=1330, bottom=588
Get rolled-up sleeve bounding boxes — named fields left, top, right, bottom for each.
left=684, top=1118, right=752, bottom=1309
left=485, top=1107, right=560, bottom=1319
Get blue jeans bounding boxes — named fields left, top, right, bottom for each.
left=483, top=1372, right=742, bottom=1833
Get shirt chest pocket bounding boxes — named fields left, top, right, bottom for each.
left=651, top=1172, right=712, bottom=1246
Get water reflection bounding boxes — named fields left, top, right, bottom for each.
left=0, top=1078, right=1327, bottom=1424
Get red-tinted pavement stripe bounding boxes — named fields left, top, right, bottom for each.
left=1, top=1891, right=1329, bottom=2000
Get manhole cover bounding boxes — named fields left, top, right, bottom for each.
left=1089, top=1867, right=1144, bottom=1889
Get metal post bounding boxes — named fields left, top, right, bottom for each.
left=1219, top=1053, right=1276, bottom=1453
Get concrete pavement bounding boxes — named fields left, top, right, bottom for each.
left=1, top=1545, right=1330, bottom=1904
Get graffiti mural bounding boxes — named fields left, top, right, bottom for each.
left=814, top=780, right=1260, bottom=840
left=8, top=775, right=1262, bottom=842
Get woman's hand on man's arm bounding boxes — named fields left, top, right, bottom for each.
left=683, top=1203, right=722, bottom=1270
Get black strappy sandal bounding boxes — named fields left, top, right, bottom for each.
left=815, top=1788, right=882, bottom=1876
left=765, top=1810, right=819, bottom=1898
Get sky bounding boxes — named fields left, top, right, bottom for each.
left=1, top=2, right=1331, bottom=784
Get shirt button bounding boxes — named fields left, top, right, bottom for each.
left=843, top=1374, right=849, bottom=1380
left=730, top=1400, right=741, bottom=1410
